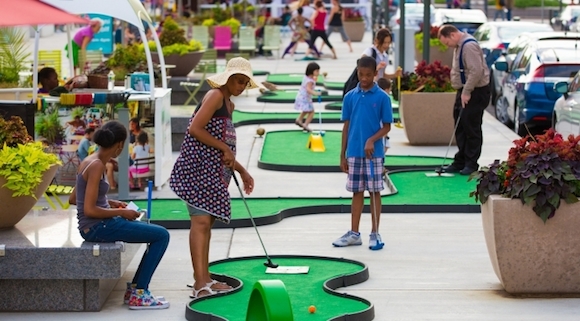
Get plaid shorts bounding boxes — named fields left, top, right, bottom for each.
left=346, top=157, right=384, bottom=193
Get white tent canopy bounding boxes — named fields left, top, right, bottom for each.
left=38, top=0, right=167, bottom=100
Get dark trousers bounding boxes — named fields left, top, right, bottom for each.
left=310, top=29, right=333, bottom=49
left=452, top=84, right=491, bottom=170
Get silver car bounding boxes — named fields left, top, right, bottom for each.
left=389, top=3, right=436, bottom=32
left=553, top=71, right=580, bottom=137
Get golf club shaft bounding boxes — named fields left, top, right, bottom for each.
left=232, top=173, right=274, bottom=263
left=318, top=95, right=322, bottom=133
left=441, top=108, right=463, bottom=169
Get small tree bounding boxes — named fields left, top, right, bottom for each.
left=159, top=17, right=188, bottom=47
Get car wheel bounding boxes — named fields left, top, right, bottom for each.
left=495, top=95, right=514, bottom=128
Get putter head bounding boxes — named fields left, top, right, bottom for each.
left=435, top=167, right=444, bottom=174
left=264, top=261, right=279, bottom=269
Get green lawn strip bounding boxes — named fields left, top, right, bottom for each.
left=133, top=171, right=476, bottom=221
left=325, top=96, right=399, bottom=109
left=233, top=110, right=399, bottom=124
left=260, top=130, right=447, bottom=166
left=190, top=258, right=368, bottom=321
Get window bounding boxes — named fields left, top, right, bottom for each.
left=516, top=47, right=532, bottom=71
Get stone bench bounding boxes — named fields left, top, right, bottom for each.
left=0, top=209, right=142, bottom=312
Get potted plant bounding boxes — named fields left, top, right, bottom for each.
left=0, top=116, right=61, bottom=229
left=470, top=129, right=580, bottom=294
left=414, top=25, right=453, bottom=67
left=149, top=16, right=205, bottom=77
left=397, top=61, right=457, bottom=145
left=35, top=110, right=65, bottom=146
left=0, top=27, right=31, bottom=100
left=343, top=8, right=365, bottom=42
left=220, top=17, right=241, bottom=36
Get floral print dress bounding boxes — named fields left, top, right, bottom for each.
left=294, top=76, right=315, bottom=112
left=170, top=99, right=236, bottom=223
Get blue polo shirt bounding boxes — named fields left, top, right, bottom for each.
left=341, top=83, right=393, bottom=158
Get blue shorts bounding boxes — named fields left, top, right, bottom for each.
left=346, top=157, right=384, bottom=193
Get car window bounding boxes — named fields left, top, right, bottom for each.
left=480, top=27, right=491, bottom=41
left=498, top=25, right=552, bottom=42
left=570, top=73, right=580, bottom=92
left=516, top=47, right=532, bottom=71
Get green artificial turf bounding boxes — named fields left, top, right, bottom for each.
left=233, top=110, right=341, bottom=123
left=324, top=96, right=399, bottom=109
left=260, top=130, right=447, bottom=166
left=190, top=258, right=368, bottom=321
left=266, top=73, right=325, bottom=85
left=132, top=171, right=476, bottom=221
left=257, top=90, right=342, bottom=103
left=324, top=81, right=345, bottom=90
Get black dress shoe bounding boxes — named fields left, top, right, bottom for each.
left=460, top=167, right=477, bottom=175
left=442, top=164, right=463, bottom=173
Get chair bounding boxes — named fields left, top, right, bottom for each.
left=225, top=52, right=250, bottom=63
left=78, top=49, right=104, bottom=70
left=213, top=26, right=232, bottom=51
left=132, top=157, right=156, bottom=180
left=180, top=64, right=208, bottom=105
left=192, top=25, right=210, bottom=51
left=262, top=25, right=282, bottom=58
left=238, top=27, right=256, bottom=56
left=179, top=23, right=192, bottom=39
left=38, top=50, right=62, bottom=76
left=195, top=49, right=217, bottom=74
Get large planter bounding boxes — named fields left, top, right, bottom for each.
left=151, top=51, right=204, bottom=77
left=0, top=164, right=59, bottom=229
left=343, top=21, right=365, bottom=42
left=481, top=195, right=580, bottom=294
left=399, top=92, right=456, bottom=145
left=414, top=43, right=454, bottom=67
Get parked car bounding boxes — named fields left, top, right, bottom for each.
left=494, top=40, right=580, bottom=136
left=388, top=3, right=435, bottom=32
left=551, top=5, right=580, bottom=31
left=432, top=8, right=487, bottom=35
left=473, top=21, right=553, bottom=69
left=490, top=31, right=576, bottom=107
left=552, top=71, right=580, bottom=137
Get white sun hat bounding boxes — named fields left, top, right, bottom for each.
left=206, top=57, right=260, bottom=89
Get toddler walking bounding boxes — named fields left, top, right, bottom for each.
left=294, top=62, right=322, bottom=133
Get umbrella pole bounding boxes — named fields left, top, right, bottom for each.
left=67, top=24, right=74, bottom=77
left=32, top=27, right=40, bottom=104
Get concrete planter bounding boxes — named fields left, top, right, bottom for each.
left=399, top=92, right=456, bottom=145
left=481, top=195, right=580, bottom=294
left=0, top=164, right=59, bottom=229
left=343, top=21, right=365, bottom=42
left=151, top=51, right=204, bottom=77
left=414, top=43, right=454, bottom=67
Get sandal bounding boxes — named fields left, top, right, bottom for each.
left=189, top=286, right=215, bottom=299
left=294, top=120, right=304, bottom=128
left=207, top=279, right=233, bottom=293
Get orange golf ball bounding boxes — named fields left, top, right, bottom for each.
left=308, top=305, right=316, bottom=313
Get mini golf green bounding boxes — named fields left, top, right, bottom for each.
left=257, top=90, right=342, bottom=103
left=186, top=256, right=372, bottom=321
left=266, top=73, right=325, bottom=85
left=323, top=81, right=344, bottom=91
left=259, top=130, right=443, bottom=171
left=132, top=170, right=477, bottom=228
left=324, top=97, right=399, bottom=110
left=253, top=70, right=270, bottom=76
left=233, top=110, right=341, bottom=125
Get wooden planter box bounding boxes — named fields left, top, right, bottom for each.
left=343, top=21, right=365, bottom=42
left=482, top=195, right=580, bottom=294
left=399, top=92, right=456, bottom=145
left=0, top=164, right=59, bottom=229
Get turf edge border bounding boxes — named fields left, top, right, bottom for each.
left=185, top=255, right=374, bottom=321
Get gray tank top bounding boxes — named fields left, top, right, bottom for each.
left=76, top=159, right=112, bottom=231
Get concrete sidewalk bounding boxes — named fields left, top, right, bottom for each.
left=5, top=30, right=580, bottom=320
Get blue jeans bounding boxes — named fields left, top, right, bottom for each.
left=81, top=216, right=170, bottom=289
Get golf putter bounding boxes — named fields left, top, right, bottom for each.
left=369, top=158, right=384, bottom=250
left=427, top=108, right=464, bottom=177
left=232, top=173, right=278, bottom=269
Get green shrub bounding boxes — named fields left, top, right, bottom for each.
left=220, top=18, right=242, bottom=35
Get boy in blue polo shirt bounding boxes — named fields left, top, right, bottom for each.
left=334, top=56, right=393, bottom=250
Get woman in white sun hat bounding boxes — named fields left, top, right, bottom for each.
left=170, top=57, right=259, bottom=299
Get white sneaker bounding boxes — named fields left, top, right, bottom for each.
left=332, top=230, right=362, bottom=247
left=369, top=233, right=384, bottom=250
